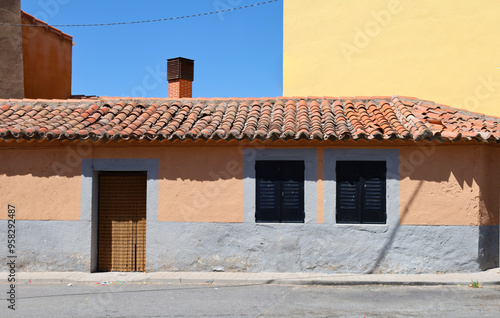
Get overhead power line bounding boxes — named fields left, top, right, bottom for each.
left=0, top=0, right=279, bottom=27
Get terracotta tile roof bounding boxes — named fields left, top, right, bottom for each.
left=0, top=96, right=499, bottom=143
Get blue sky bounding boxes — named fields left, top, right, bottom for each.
left=21, top=0, right=283, bottom=98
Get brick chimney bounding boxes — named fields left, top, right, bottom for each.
left=167, top=57, right=194, bottom=98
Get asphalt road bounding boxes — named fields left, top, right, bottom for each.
left=1, top=282, right=499, bottom=317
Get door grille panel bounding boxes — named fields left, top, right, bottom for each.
left=98, top=172, right=146, bottom=272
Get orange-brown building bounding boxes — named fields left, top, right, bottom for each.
left=0, top=96, right=498, bottom=273
left=0, top=2, right=72, bottom=100
left=20, top=11, right=72, bottom=99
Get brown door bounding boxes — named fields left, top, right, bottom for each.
left=98, top=172, right=146, bottom=272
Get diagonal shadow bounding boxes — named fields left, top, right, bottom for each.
left=367, top=180, right=424, bottom=274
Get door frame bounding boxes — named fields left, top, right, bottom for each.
left=97, top=171, right=147, bottom=272
left=81, top=159, right=159, bottom=273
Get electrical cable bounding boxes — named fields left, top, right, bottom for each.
left=0, top=0, right=278, bottom=27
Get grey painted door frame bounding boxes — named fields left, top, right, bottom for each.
left=81, top=159, right=159, bottom=272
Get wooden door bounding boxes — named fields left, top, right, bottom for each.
left=98, top=172, right=146, bottom=272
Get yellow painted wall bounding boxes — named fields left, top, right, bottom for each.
left=284, top=0, right=500, bottom=117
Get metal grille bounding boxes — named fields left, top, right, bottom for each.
left=98, top=172, right=147, bottom=272
left=167, top=57, right=194, bottom=81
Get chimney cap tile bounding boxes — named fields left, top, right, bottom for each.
left=167, top=57, right=195, bottom=62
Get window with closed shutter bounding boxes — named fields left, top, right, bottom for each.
left=256, top=160, right=305, bottom=223
left=336, top=161, right=386, bottom=224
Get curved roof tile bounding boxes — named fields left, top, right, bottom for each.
left=0, top=97, right=499, bottom=143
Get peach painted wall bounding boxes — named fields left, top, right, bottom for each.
left=0, top=143, right=497, bottom=226
left=83, top=147, right=245, bottom=223
left=399, top=145, right=498, bottom=226
left=478, top=146, right=500, bottom=226
left=155, top=147, right=244, bottom=222
left=0, top=145, right=244, bottom=222
left=0, top=148, right=81, bottom=220
left=21, top=15, right=72, bottom=99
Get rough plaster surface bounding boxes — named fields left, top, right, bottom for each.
left=0, top=220, right=90, bottom=272
left=0, top=0, right=24, bottom=98
left=0, top=146, right=497, bottom=273
left=2, top=145, right=496, bottom=226
left=398, top=146, right=490, bottom=225
left=0, top=221, right=497, bottom=273
left=146, top=223, right=499, bottom=274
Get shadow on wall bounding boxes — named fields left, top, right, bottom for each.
left=366, top=178, right=499, bottom=273
left=2, top=144, right=498, bottom=212
left=478, top=225, right=499, bottom=270
left=400, top=145, right=499, bottom=224
left=2, top=144, right=498, bottom=201
left=366, top=179, right=423, bottom=273
left=397, top=145, right=499, bottom=271
left=1, top=143, right=498, bottom=270
left=1, top=142, right=317, bottom=180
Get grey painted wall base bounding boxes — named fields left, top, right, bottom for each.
left=0, top=220, right=91, bottom=272
left=146, top=222, right=498, bottom=274
left=1, top=220, right=497, bottom=274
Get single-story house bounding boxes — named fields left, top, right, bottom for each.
left=0, top=95, right=498, bottom=274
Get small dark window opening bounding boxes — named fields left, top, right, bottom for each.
left=255, top=160, right=305, bottom=223
left=336, top=161, right=386, bottom=224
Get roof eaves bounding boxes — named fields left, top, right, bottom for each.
left=21, top=11, right=73, bottom=42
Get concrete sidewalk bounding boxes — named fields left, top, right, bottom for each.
left=2, top=268, right=499, bottom=286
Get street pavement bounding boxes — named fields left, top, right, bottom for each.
left=1, top=267, right=499, bottom=286
left=1, top=283, right=500, bottom=317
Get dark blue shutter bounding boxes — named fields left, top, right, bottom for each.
left=336, top=161, right=386, bottom=224
left=256, top=161, right=305, bottom=223
left=280, top=161, right=305, bottom=222
left=361, top=161, right=386, bottom=224
left=256, top=161, right=280, bottom=222
left=336, top=161, right=362, bottom=223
